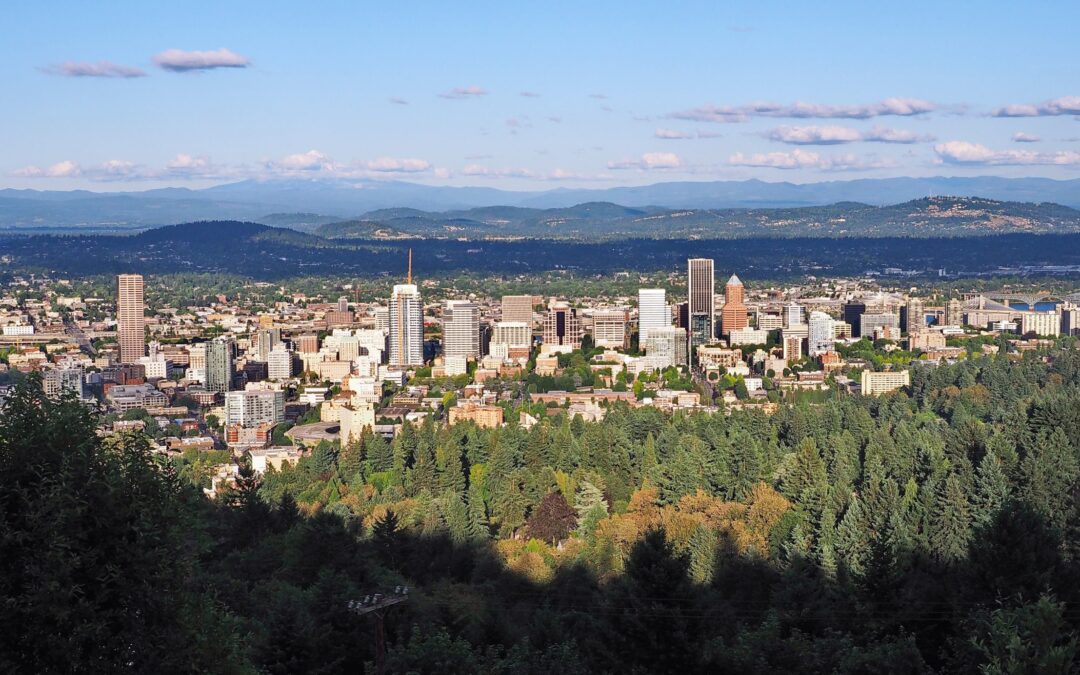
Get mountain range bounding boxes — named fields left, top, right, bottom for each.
left=3, top=176, right=1080, bottom=232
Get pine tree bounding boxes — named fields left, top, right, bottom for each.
left=836, top=495, right=869, bottom=576
left=930, top=473, right=973, bottom=563
left=466, top=464, right=490, bottom=539
left=575, top=480, right=608, bottom=533
left=973, top=448, right=1010, bottom=527
left=688, top=524, right=717, bottom=584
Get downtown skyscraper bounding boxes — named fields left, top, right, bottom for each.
left=687, top=258, right=715, bottom=365
left=637, top=288, right=667, bottom=343
left=116, top=274, right=145, bottom=364
left=389, top=251, right=424, bottom=367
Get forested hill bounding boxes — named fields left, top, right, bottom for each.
left=324, top=196, right=1080, bottom=240
left=5, top=339, right=1080, bottom=672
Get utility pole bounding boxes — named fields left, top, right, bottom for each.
left=347, top=587, right=409, bottom=675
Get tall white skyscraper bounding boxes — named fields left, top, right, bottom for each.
left=785, top=302, right=804, bottom=328
left=117, top=274, right=145, bottom=364
left=638, top=288, right=668, bottom=343
left=389, top=251, right=423, bottom=367
left=808, top=311, right=836, bottom=356
left=443, top=300, right=480, bottom=360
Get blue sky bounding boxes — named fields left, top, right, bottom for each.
left=3, top=1, right=1079, bottom=190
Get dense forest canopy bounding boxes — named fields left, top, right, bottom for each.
left=5, top=341, right=1080, bottom=672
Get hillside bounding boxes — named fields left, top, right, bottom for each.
left=332, top=197, right=1080, bottom=240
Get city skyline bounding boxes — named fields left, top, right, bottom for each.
left=4, top=2, right=1080, bottom=191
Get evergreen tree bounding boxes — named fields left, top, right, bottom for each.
left=930, top=473, right=973, bottom=563
left=688, top=523, right=717, bottom=584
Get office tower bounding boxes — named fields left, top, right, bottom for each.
left=592, top=308, right=629, bottom=349
left=325, top=331, right=362, bottom=362
left=44, top=366, right=85, bottom=400
left=843, top=301, right=867, bottom=338
left=1021, top=310, right=1061, bottom=337
left=643, top=326, right=688, bottom=368
left=296, top=334, right=320, bottom=353
left=224, top=389, right=285, bottom=428
left=946, top=298, right=964, bottom=327
left=756, top=311, right=783, bottom=332
left=902, top=298, right=924, bottom=334
left=783, top=334, right=803, bottom=361
left=675, top=302, right=689, bottom=330
left=501, top=295, right=535, bottom=325
left=808, top=311, right=836, bottom=356
left=205, top=337, right=235, bottom=395
left=254, top=328, right=280, bottom=362
left=389, top=251, right=424, bottom=367
left=1062, top=303, right=1080, bottom=336
left=860, top=313, right=900, bottom=338
left=492, top=321, right=532, bottom=347
left=542, top=300, right=583, bottom=349
left=638, top=288, right=668, bottom=343
left=187, top=343, right=207, bottom=383
left=687, top=258, right=715, bottom=364
left=117, top=274, right=145, bottom=363
left=373, top=307, right=390, bottom=333
left=267, top=343, right=294, bottom=380
left=443, top=300, right=481, bottom=360
left=720, top=274, right=748, bottom=337
left=337, top=296, right=349, bottom=313
left=785, top=302, right=804, bottom=328
left=354, top=329, right=387, bottom=364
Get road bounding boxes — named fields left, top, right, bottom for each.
left=64, top=320, right=97, bottom=357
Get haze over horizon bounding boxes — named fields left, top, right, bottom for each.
left=4, top=1, right=1080, bottom=192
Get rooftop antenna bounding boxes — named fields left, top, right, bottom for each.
left=407, top=248, right=413, bottom=285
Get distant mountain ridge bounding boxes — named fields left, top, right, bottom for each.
left=305, top=197, right=1080, bottom=240
left=3, top=176, right=1080, bottom=231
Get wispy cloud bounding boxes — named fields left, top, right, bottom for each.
left=766, top=125, right=933, bottom=145
left=388, top=97, right=409, bottom=105
left=40, top=60, right=146, bottom=78
left=588, top=93, right=607, bottom=99
left=152, top=48, right=251, bottom=73
left=519, top=91, right=541, bottom=98
left=462, top=164, right=535, bottom=178
left=1013, top=132, right=1041, bottom=143
left=934, top=141, right=1080, bottom=166
left=607, top=152, right=682, bottom=170
left=671, top=97, right=937, bottom=123
left=11, top=151, right=439, bottom=182
left=13, top=160, right=82, bottom=178
left=729, top=149, right=893, bottom=170
left=438, top=85, right=487, bottom=99
left=992, top=96, right=1080, bottom=117
left=365, top=157, right=431, bottom=173
left=655, top=128, right=695, bottom=140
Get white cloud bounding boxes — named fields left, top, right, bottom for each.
left=45, top=160, right=82, bottom=177
left=41, top=60, right=146, bottom=78
left=767, top=125, right=861, bottom=144
left=274, top=150, right=334, bottom=171
left=766, top=125, right=932, bottom=145
left=519, top=91, right=541, bottom=98
left=1013, top=132, right=1041, bottom=143
left=152, top=48, right=251, bottom=72
left=728, top=149, right=892, bottom=171
left=607, top=152, right=683, bottom=170
left=934, top=140, right=1080, bottom=165
left=992, top=96, right=1080, bottom=117
left=364, top=157, right=431, bottom=173
left=671, top=97, right=937, bottom=123
left=462, top=164, right=536, bottom=178
left=655, top=128, right=695, bottom=139
left=438, top=85, right=487, bottom=99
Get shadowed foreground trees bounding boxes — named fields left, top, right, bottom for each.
left=5, top=345, right=1080, bottom=673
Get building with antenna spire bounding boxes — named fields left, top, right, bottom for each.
left=389, top=249, right=423, bottom=367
